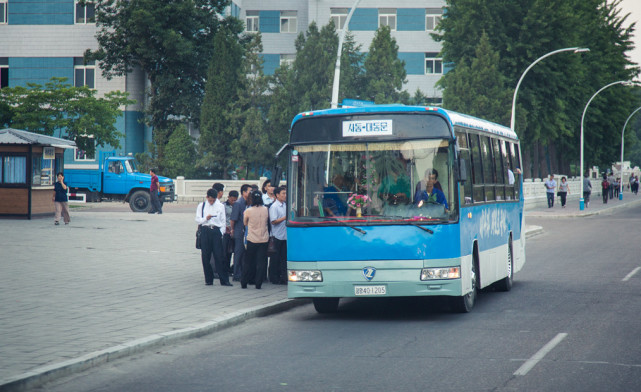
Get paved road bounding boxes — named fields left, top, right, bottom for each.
left=40, top=204, right=641, bottom=392
left=1, top=193, right=639, bottom=391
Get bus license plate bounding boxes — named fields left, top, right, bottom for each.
left=354, top=285, right=386, bottom=296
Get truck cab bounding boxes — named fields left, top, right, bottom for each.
left=65, top=152, right=175, bottom=212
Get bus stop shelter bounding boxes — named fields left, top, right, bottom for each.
left=0, top=128, right=76, bottom=219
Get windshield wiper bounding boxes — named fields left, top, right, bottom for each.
left=359, top=215, right=434, bottom=234
left=323, top=217, right=367, bottom=235
left=407, top=221, right=434, bottom=234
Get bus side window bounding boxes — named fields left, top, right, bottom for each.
left=480, top=136, right=495, bottom=202
left=510, top=142, right=522, bottom=199
left=502, top=140, right=515, bottom=200
left=492, top=138, right=505, bottom=201
left=455, top=130, right=473, bottom=205
left=469, top=133, right=485, bottom=203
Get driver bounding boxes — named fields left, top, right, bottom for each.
left=414, top=171, right=448, bottom=210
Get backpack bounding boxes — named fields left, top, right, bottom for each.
left=601, top=180, right=609, bottom=189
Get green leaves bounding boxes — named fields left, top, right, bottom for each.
left=0, top=77, right=134, bottom=156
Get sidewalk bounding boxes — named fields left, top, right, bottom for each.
left=0, top=195, right=626, bottom=391
left=526, top=191, right=641, bottom=218
left=0, top=205, right=299, bottom=391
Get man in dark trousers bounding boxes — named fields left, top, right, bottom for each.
left=148, top=168, right=162, bottom=214
left=230, top=184, right=251, bottom=281
left=195, top=188, right=233, bottom=286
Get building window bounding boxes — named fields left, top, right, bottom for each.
left=378, top=8, right=396, bottom=31
left=330, top=8, right=348, bottom=31
left=2, top=156, right=27, bottom=185
left=31, top=153, right=54, bottom=186
left=0, top=58, right=8, bottom=89
left=426, top=8, right=443, bottom=31
left=246, top=10, right=259, bottom=32
left=75, top=1, right=95, bottom=24
left=280, top=54, right=295, bottom=67
left=0, top=0, right=7, bottom=24
left=280, top=11, right=297, bottom=33
left=74, top=58, right=95, bottom=89
left=74, top=135, right=95, bottom=161
left=425, top=52, right=443, bottom=74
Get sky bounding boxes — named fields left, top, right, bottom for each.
left=621, top=0, right=641, bottom=79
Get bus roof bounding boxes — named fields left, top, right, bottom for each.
left=291, top=104, right=518, bottom=141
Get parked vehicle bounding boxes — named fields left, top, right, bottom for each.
left=65, top=151, right=175, bottom=212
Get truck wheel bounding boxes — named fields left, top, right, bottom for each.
left=129, top=190, right=151, bottom=212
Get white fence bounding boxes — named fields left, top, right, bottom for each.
left=174, top=175, right=608, bottom=210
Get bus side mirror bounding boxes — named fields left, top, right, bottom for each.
left=458, top=158, right=468, bottom=183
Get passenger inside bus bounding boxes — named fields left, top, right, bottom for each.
left=322, top=174, right=348, bottom=216
left=377, top=154, right=411, bottom=206
left=415, top=168, right=443, bottom=194
left=414, top=170, right=449, bottom=210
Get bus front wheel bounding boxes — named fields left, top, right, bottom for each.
left=313, top=298, right=339, bottom=313
left=453, top=255, right=478, bottom=313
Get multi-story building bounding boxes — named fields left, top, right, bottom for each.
left=0, top=0, right=147, bottom=168
left=0, top=1, right=445, bottom=167
left=231, top=0, right=446, bottom=102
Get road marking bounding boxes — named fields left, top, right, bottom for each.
left=514, top=333, right=568, bottom=376
left=622, top=267, right=641, bottom=282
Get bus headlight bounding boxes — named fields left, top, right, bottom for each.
left=288, top=270, right=323, bottom=282
left=421, top=267, right=460, bottom=280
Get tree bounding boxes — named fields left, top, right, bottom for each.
left=0, top=77, right=134, bottom=155
left=88, top=0, right=242, bottom=168
left=163, top=124, right=197, bottom=179
left=439, top=31, right=512, bottom=125
left=199, top=26, right=245, bottom=178
left=362, top=25, right=407, bottom=103
left=434, top=0, right=639, bottom=177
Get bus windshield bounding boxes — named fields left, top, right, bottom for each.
left=288, top=139, right=458, bottom=225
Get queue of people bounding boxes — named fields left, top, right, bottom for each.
left=195, top=180, right=287, bottom=289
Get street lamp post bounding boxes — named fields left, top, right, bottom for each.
left=510, top=47, right=590, bottom=132
left=579, top=80, right=630, bottom=210
left=330, top=0, right=363, bottom=109
left=619, top=106, right=641, bottom=200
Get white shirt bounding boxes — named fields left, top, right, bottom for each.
left=269, top=200, right=287, bottom=240
left=195, top=199, right=226, bottom=235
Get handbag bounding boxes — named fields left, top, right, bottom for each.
left=267, top=236, right=277, bottom=255
left=195, top=226, right=202, bottom=249
left=195, top=202, right=205, bottom=249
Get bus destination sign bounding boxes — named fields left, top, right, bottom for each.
left=342, top=119, right=393, bottom=137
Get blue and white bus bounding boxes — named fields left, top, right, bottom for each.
left=283, top=105, right=525, bottom=313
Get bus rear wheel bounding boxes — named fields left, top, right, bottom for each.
left=313, top=298, right=339, bottom=313
left=495, top=238, right=514, bottom=292
left=453, top=255, right=478, bottom=313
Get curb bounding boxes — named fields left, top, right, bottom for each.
left=526, top=197, right=641, bottom=219
left=0, top=298, right=309, bottom=392
left=524, top=225, right=544, bottom=239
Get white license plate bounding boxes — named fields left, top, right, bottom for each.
left=354, top=285, right=387, bottom=296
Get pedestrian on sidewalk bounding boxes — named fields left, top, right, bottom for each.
left=544, top=174, right=557, bottom=208
left=210, top=183, right=226, bottom=279
left=614, top=177, right=620, bottom=198
left=607, top=172, right=615, bottom=200
left=195, top=188, right=232, bottom=286
left=148, top=168, right=162, bottom=214
left=601, top=174, right=609, bottom=204
left=557, top=176, right=570, bottom=208
left=231, top=184, right=251, bottom=281
left=224, top=190, right=238, bottom=275
left=52, top=172, right=70, bottom=225
left=583, top=174, right=592, bottom=208
left=269, top=186, right=287, bottom=284
left=242, top=190, right=270, bottom=290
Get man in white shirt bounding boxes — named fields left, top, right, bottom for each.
left=195, top=188, right=233, bottom=286
left=269, top=187, right=288, bottom=284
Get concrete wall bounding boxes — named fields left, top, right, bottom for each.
left=174, top=175, right=607, bottom=209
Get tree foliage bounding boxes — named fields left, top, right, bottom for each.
left=163, top=124, right=197, bottom=179
left=362, top=25, right=407, bottom=103
left=435, top=0, right=639, bottom=177
left=88, top=0, right=241, bottom=169
left=0, top=77, right=134, bottom=155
